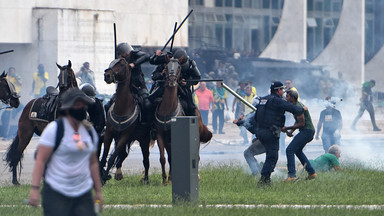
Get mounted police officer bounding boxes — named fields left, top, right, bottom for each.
left=149, top=47, right=201, bottom=116
left=104, top=42, right=151, bottom=122
left=254, top=81, right=304, bottom=187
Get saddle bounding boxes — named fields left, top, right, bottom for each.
left=30, top=87, right=60, bottom=122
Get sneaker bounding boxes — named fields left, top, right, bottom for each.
left=306, top=173, right=317, bottom=180
left=283, top=177, right=299, bottom=182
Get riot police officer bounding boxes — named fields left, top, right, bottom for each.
left=104, top=43, right=151, bottom=121
left=254, top=81, right=304, bottom=187
left=149, top=47, right=201, bottom=116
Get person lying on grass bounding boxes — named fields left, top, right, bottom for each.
left=309, top=144, right=342, bottom=172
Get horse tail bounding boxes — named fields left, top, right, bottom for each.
left=4, top=133, right=23, bottom=172
left=195, top=108, right=213, bottom=144
left=199, top=124, right=213, bottom=144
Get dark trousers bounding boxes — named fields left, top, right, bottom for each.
left=42, top=182, right=96, bottom=216
left=352, top=101, right=379, bottom=129
left=286, top=129, right=316, bottom=177
left=212, top=109, right=224, bottom=132
left=200, top=110, right=209, bottom=126
left=256, top=129, right=279, bottom=179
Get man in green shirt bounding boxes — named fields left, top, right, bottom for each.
left=310, top=145, right=342, bottom=171
left=282, top=90, right=317, bottom=182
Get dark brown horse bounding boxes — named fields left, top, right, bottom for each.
left=0, top=71, right=20, bottom=109
left=101, top=58, right=152, bottom=184
left=154, top=57, right=212, bottom=184
left=5, top=60, right=77, bottom=185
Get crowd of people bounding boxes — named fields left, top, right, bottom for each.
left=231, top=78, right=381, bottom=186
left=0, top=42, right=381, bottom=214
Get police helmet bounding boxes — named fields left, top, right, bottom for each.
left=116, top=42, right=133, bottom=57
left=172, top=48, right=189, bottom=65
left=80, top=83, right=96, bottom=98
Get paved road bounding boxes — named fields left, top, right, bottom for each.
left=1, top=119, right=383, bottom=186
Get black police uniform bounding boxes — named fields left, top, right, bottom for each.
left=255, top=92, right=303, bottom=185
left=125, top=50, right=150, bottom=93
left=104, top=48, right=151, bottom=122
left=149, top=49, right=201, bottom=116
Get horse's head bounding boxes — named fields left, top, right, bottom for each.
left=0, top=71, right=20, bottom=108
left=104, top=58, right=131, bottom=84
left=56, top=60, right=78, bottom=92
left=164, top=56, right=183, bottom=87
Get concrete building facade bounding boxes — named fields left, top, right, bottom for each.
left=0, top=0, right=188, bottom=101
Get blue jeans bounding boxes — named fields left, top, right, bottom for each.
left=240, top=126, right=249, bottom=144
left=321, top=131, right=341, bottom=152
left=256, top=129, right=279, bottom=179
left=200, top=110, right=209, bottom=126
left=212, top=109, right=224, bottom=132
left=244, top=139, right=266, bottom=175
left=286, top=129, right=316, bottom=177
left=42, top=182, right=96, bottom=216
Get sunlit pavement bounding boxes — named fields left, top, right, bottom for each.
left=0, top=119, right=383, bottom=186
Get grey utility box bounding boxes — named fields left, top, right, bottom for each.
left=171, top=116, right=199, bottom=205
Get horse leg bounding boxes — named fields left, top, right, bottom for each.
left=100, top=129, right=113, bottom=176
left=102, top=137, right=129, bottom=184
left=96, top=132, right=104, bottom=159
left=114, top=147, right=129, bottom=181
left=139, top=137, right=151, bottom=184
left=6, top=120, right=35, bottom=185
left=157, top=133, right=167, bottom=185
left=165, top=141, right=172, bottom=183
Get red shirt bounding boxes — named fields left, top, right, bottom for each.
left=195, top=88, right=214, bottom=110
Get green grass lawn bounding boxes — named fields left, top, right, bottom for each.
left=1, top=163, right=384, bottom=215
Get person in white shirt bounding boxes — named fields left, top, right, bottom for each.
left=28, top=88, right=103, bottom=216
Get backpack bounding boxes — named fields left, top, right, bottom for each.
left=35, top=118, right=94, bottom=166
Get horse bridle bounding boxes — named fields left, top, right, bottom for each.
left=0, top=78, right=18, bottom=109
left=57, top=67, right=70, bottom=89
left=109, top=58, right=130, bottom=84
left=164, top=57, right=181, bottom=87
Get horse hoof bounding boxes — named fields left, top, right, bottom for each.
left=140, top=178, right=149, bottom=184
left=115, top=173, right=123, bottom=181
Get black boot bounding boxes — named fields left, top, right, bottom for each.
left=257, top=175, right=272, bottom=188
left=138, top=88, right=152, bottom=110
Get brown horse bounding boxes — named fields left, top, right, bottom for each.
left=154, top=57, right=212, bottom=184
left=5, top=60, right=78, bottom=185
left=101, top=58, right=152, bottom=184
left=0, top=71, right=20, bottom=108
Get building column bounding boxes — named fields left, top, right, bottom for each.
left=260, top=0, right=306, bottom=62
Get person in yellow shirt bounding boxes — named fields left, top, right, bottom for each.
left=1, top=67, right=22, bottom=140
left=8, top=67, right=22, bottom=94
left=32, top=64, right=49, bottom=98
left=285, top=79, right=299, bottom=98
left=247, top=81, right=257, bottom=97
left=211, top=82, right=228, bottom=134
